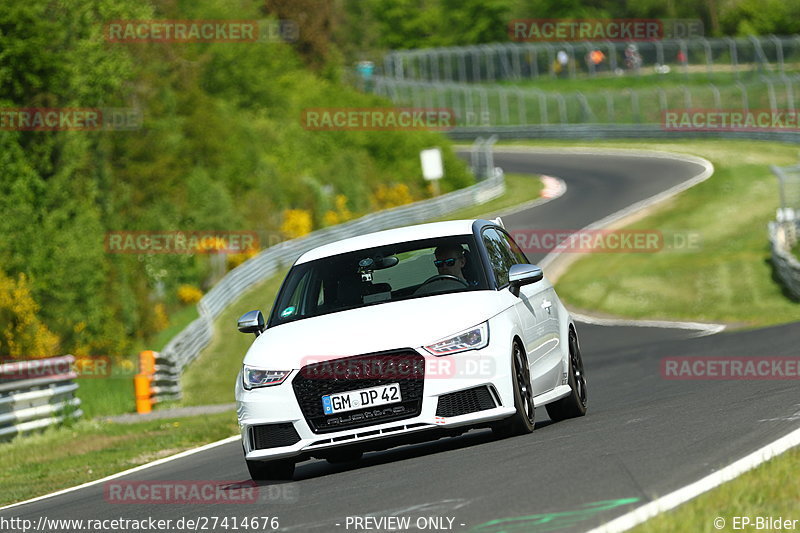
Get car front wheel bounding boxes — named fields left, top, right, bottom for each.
left=545, top=330, right=587, bottom=421
left=492, top=341, right=535, bottom=438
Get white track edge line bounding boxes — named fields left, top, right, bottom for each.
left=569, top=311, right=726, bottom=337
left=584, top=425, right=800, bottom=533
left=0, top=435, right=240, bottom=511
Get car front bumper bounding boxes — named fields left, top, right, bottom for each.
left=236, top=345, right=516, bottom=462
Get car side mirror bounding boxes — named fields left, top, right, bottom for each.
left=508, top=264, right=543, bottom=297
left=238, top=310, right=266, bottom=337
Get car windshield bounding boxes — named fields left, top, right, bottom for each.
left=268, top=235, right=489, bottom=326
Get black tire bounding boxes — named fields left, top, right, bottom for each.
left=546, top=330, right=588, bottom=421
left=492, top=341, right=535, bottom=438
left=246, top=458, right=295, bottom=481
left=325, top=448, right=363, bottom=464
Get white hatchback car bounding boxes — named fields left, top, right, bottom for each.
left=235, top=219, right=587, bottom=480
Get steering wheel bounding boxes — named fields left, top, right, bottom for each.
left=419, top=274, right=469, bottom=289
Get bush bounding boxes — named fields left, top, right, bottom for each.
left=0, top=272, right=60, bottom=359
left=177, top=285, right=204, bottom=305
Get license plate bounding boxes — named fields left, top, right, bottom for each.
left=322, top=383, right=402, bottom=415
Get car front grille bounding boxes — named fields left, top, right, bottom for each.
left=249, top=422, right=301, bottom=450
left=292, top=349, right=425, bottom=434
left=435, top=385, right=496, bottom=417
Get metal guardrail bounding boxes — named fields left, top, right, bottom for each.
left=0, top=355, right=82, bottom=440
left=151, top=352, right=181, bottom=404
left=156, top=167, right=505, bottom=397
left=383, top=35, right=800, bottom=83
left=770, top=164, right=800, bottom=299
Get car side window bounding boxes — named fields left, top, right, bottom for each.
left=482, top=228, right=516, bottom=287
left=500, top=229, right=529, bottom=265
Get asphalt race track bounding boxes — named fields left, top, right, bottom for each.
left=4, top=150, right=799, bottom=533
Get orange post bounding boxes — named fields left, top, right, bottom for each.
left=134, top=350, right=156, bottom=414
left=134, top=373, right=153, bottom=414
left=139, top=350, right=156, bottom=375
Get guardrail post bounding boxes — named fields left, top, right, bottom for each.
left=135, top=350, right=156, bottom=414
left=134, top=373, right=152, bottom=414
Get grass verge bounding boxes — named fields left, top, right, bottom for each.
left=0, top=411, right=238, bottom=507
left=630, top=445, right=800, bottom=533
left=503, top=139, right=799, bottom=327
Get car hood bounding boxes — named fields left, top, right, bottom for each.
left=243, top=290, right=509, bottom=369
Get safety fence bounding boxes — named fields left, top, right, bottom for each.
left=383, top=35, right=800, bottom=83
left=0, top=356, right=82, bottom=441
left=156, top=163, right=505, bottom=399
left=373, top=75, right=800, bottom=127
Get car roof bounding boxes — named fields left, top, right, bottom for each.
left=296, top=219, right=484, bottom=264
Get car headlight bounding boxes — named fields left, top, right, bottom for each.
left=242, top=365, right=291, bottom=390
left=424, top=322, right=489, bottom=356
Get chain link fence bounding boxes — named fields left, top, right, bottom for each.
left=373, top=75, right=800, bottom=127
left=384, top=36, right=800, bottom=83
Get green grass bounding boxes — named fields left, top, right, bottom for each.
left=0, top=411, right=238, bottom=507
left=502, top=139, right=800, bottom=327
left=494, top=69, right=782, bottom=92
left=434, top=172, right=545, bottom=221
left=152, top=304, right=199, bottom=351
left=631, top=446, right=800, bottom=533
left=75, top=377, right=135, bottom=419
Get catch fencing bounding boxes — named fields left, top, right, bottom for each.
left=374, top=75, right=800, bottom=127
left=0, top=355, right=83, bottom=441
left=157, top=163, right=505, bottom=397
left=384, top=36, right=800, bottom=83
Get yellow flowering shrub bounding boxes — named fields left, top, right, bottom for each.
left=177, top=284, right=203, bottom=304
left=0, top=272, right=60, bottom=359
left=374, top=183, right=413, bottom=209
left=323, top=194, right=353, bottom=227
left=280, top=209, right=313, bottom=238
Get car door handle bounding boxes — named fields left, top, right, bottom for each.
left=541, top=300, right=552, bottom=314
